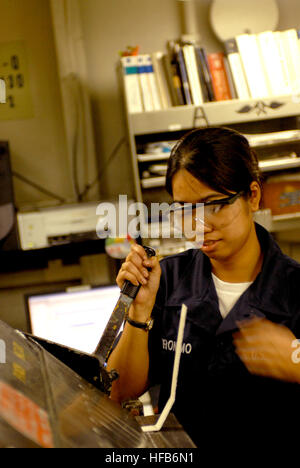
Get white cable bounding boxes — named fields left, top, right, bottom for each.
left=141, top=303, right=187, bottom=433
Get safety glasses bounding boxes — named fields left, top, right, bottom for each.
left=165, top=191, right=245, bottom=239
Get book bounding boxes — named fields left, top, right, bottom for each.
left=151, top=51, right=172, bottom=109
left=141, top=54, right=162, bottom=111
left=136, top=55, right=155, bottom=111
left=257, top=31, right=292, bottom=96
left=194, top=46, right=215, bottom=102
left=165, top=41, right=185, bottom=106
left=236, top=33, right=271, bottom=98
left=174, top=42, right=193, bottom=105
left=273, top=31, right=294, bottom=95
left=120, top=56, right=143, bottom=113
left=223, top=56, right=237, bottom=99
left=207, top=52, right=232, bottom=101
left=182, top=44, right=204, bottom=105
left=278, top=29, right=300, bottom=95
left=224, top=38, right=250, bottom=100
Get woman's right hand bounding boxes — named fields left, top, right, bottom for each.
left=116, top=244, right=161, bottom=321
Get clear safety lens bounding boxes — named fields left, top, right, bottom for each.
left=203, top=199, right=242, bottom=229
left=167, top=203, right=205, bottom=243
left=166, top=195, right=243, bottom=240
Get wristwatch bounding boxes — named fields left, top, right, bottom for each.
left=126, top=315, right=154, bottom=331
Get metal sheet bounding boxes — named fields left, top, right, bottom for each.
left=0, top=320, right=196, bottom=448
left=0, top=320, right=146, bottom=448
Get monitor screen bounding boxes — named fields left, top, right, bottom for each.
left=26, top=285, right=121, bottom=354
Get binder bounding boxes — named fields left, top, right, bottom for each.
left=136, top=55, right=154, bottom=111
left=121, top=56, right=143, bottom=113
left=182, top=44, right=204, bottom=105
left=224, top=38, right=250, bottom=100
left=257, top=31, right=292, bottom=96
left=236, top=33, right=271, bottom=98
left=151, top=51, right=172, bottom=109
left=140, top=54, right=162, bottom=111
left=278, top=29, right=300, bottom=95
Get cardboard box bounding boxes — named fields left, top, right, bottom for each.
left=262, top=174, right=300, bottom=216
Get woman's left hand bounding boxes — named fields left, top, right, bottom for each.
left=233, top=317, right=300, bottom=384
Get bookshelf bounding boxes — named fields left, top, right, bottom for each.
left=130, top=96, right=300, bottom=135
left=121, top=42, right=300, bottom=250
left=124, top=98, right=300, bottom=239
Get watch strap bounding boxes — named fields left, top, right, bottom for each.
left=126, top=316, right=154, bottom=331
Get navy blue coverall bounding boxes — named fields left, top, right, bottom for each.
left=148, top=224, right=300, bottom=447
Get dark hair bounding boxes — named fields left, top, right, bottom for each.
left=166, top=127, right=262, bottom=197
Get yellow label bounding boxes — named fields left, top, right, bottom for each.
left=12, top=362, right=26, bottom=384
left=13, top=342, right=25, bottom=361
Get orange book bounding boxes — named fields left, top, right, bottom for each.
left=207, top=52, right=232, bottom=101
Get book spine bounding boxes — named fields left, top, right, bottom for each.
left=273, top=31, right=294, bottom=94
left=136, top=55, right=154, bottom=111
left=165, top=42, right=185, bottom=106
left=257, top=31, right=292, bottom=96
left=224, top=38, right=250, bottom=100
left=120, top=56, right=143, bottom=113
left=207, top=52, right=232, bottom=101
left=142, top=54, right=162, bottom=111
left=223, top=56, right=237, bottom=99
left=182, top=44, right=204, bottom=105
left=174, top=43, right=193, bottom=105
left=195, top=47, right=215, bottom=101
left=279, top=29, right=300, bottom=94
left=236, top=33, right=271, bottom=98
left=194, top=47, right=209, bottom=102
left=151, top=51, right=172, bottom=109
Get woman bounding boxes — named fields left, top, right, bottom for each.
left=107, top=127, right=300, bottom=446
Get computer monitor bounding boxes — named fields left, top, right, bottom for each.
left=25, top=285, right=121, bottom=355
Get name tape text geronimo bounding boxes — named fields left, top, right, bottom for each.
left=162, top=338, right=192, bottom=355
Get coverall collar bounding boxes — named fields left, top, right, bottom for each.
left=164, top=223, right=290, bottom=334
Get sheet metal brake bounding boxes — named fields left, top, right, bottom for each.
left=0, top=314, right=195, bottom=447
left=0, top=319, right=147, bottom=448
left=0, top=247, right=195, bottom=447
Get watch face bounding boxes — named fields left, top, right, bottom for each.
left=147, top=318, right=154, bottom=331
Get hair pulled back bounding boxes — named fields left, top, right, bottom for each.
left=166, top=127, right=262, bottom=197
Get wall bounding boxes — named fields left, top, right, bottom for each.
left=0, top=0, right=74, bottom=210
left=78, top=0, right=300, bottom=199
left=277, top=0, right=300, bottom=29
left=78, top=0, right=184, bottom=199
left=0, top=0, right=300, bottom=332
left=78, top=0, right=300, bottom=261
left=2, top=0, right=300, bottom=205
left=77, top=0, right=225, bottom=199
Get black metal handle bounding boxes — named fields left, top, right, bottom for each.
left=121, top=246, right=156, bottom=300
